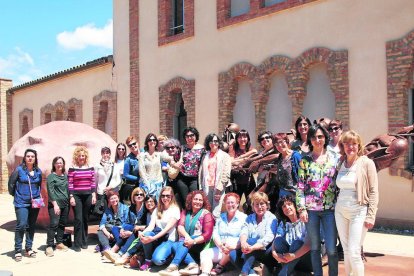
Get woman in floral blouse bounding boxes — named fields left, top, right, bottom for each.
left=296, top=124, right=338, bottom=276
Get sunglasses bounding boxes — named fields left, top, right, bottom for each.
left=259, top=135, right=272, bottom=142
left=128, top=142, right=137, bottom=148
left=161, top=194, right=172, bottom=198
left=185, top=133, right=195, bottom=138
left=148, top=138, right=157, bottom=142
left=134, top=193, right=144, bottom=197
left=328, top=126, right=341, bottom=132
left=165, top=146, right=176, bottom=150
left=311, top=135, right=325, bottom=140
left=117, top=148, right=126, bottom=151
left=209, top=139, right=219, bottom=144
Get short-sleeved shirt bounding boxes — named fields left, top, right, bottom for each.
left=150, top=205, right=181, bottom=241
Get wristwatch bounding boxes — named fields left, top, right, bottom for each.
left=193, top=239, right=197, bottom=245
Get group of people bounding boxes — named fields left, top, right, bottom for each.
left=9, top=118, right=379, bottom=276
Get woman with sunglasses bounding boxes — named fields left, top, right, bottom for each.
left=139, top=186, right=181, bottom=270
left=114, top=142, right=127, bottom=178
left=297, top=124, right=338, bottom=276
left=163, top=138, right=182, bottom=199
left=290, top=115, right=312, bottom=155
left=229, top=129, right=257, bottom=200
left=199, top=133, right=231, bottom=218
left=139, top=133, right=165, bottom=200
left=103, top=187, right=148, bottom=263
left=171, top=127, right=205, bottom=208
left=327, top=120, right=343, bottom=156
left=121, top=136, right=141, bottom=204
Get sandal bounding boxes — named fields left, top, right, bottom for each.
left=210, top=264, right=225, bottom=275
left=15, top=252, right=22, bottom=262
left=26, top=249, right=37, bottom=258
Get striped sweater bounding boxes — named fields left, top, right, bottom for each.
left=68, top=167, right=96, bottom=195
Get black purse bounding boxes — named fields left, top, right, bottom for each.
left=93, top=165, right=114, bottom=216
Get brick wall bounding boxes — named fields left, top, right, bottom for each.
left=386, top=29, right=414, bottom=180
left=39, top=98, right=83, bottom=128
left=159, top=76, right=195, bottom=137
left=218, top=47, right=350, bottom=136
left=0, top=79, right=12, bottom=193
left=130, top=0, right=140, bottom=139
left=93, top=90, right=118, bottom=141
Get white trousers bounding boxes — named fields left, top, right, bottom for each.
left=335, top=190, right=367, bottom=276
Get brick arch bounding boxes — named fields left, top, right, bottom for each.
left=40, top=103, right=55, bottom=125
left=218, top=62, right=266, bottom=134
left=67, top=98, right=83, bottom=122
left=93, top=90, right=117, bottom=140
left=290, top=47, right=350, bottom=128
left=386, top=29, right=414, bottom=179
left=159, top=76, right=195, bottom=137
left=54, top=101, right=67, bottom=121
left=19, top=108, right=33, bottom=137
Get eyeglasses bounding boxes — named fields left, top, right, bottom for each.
left=134, top=193, right=144, bottom=197
left=117, top=148, right=126, bottom=151
left=128, top=142, right=137, bottom=148
left=165, top=146, right=176, bottom=150
left=209, top=139, right=219, bottom=144
left=275, top=140, right=287, bottom=146
left=328, top=126, right=341, bottom=132
left=311, top=135, right=325, bottom=140
left=185, top=133, right=195, bottom=138
left=161, top=194, right=172, bottom=198
left=148, top=138, right=157, bottom=142
left=259, top=135, right=271, bottom=142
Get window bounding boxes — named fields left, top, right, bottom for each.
left=173, top=93, right=187, bottom=143
left=231, top=0, right=250, bottom=17
left=22, top=116, right=29, bottom=136
left=264, top=0, right=286, bottom=7
left=409, top=88, right=414, bottom=170
left=97, top=101, right=109, bottom=133
left=44, top=113, right=52, bottom=124
left=172, top=0, right=184, bottom=35
left=67, top=108, right=76, bottom=121
left=55, top=110, right=64, bottom=121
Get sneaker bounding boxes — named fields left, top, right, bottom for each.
left=103, top=250, right=118, bottom=263
left=179, top=263, right=200, bottom=275
left=56, top=243, right=69, bottom=251
left=115, top=256, right=130, bottom=266
left=139, top=260, right=152, bottom=271
left=73, top=247, right=81, bottom=252
left=159, top=265, right=179, bottom=276
left=45, top=246, right=54, bottom=257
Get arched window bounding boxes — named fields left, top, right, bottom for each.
left=67, top=108, right=76, bottom=121
left=55, top=109, right=64, bottom=121
left=266, top=73, right=292, bottom=133
left=233, top=80, right=256, bottom=141
left=97, top=100, right=109, bottom=133
left=44, top=113, right=52, bottom=124
left=21, top=116, right=29, bottom=136
left=173, top=93, right=187, bottom=143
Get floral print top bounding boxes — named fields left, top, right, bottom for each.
left=181, top=145, right=205, bottom=177
left=296, top=154, right=337, bottom=211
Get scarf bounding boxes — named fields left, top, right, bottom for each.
left=184, top=208, right=204, bottom=236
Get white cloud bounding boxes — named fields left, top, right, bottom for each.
left=0, top=47, right=40, bottom=84
left=57, top=20, right=113, bottom=50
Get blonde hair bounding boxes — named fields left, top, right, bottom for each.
left=130, top=187, right=146, bottom=204
left=250, top=192, right=270, bottom=209
left=338, top=130, right=364, bottom=157
left=157, top=186, right=178, bottom=219
left=72, top=146, right=89, bottom=166
left=157, top=135, right=168, bottom=142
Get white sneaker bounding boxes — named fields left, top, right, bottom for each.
left=179, top=263, right=200, bottom=275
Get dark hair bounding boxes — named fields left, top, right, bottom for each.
left=185, top=190, right=212, bottom=212
left=276, top=196, right=298, bottom=222
left=294, top=115, right=312, bottom=140
left=307, top=124, right=330, bottom=152
left=51, top=156, right=66, bottom=174
left=204, top=133, right=221, bottom=151
left=22, top=148, right=39, bottom=170
left=115, top=143, right=127, bottom=162
left=183, top=126, right=200, bottom=143
left=234, top=129, right=252, bottom=154
left=328, top=119, right=343, bottom=131
left=313, top=117, right=331, bottom=131
left=101, top=146, right=111, bottom=154
left=144, top=133, right=158, bottom=151
left=145, top=194, right=158, bottom=205
left=257, top=130, right=274, bottom=148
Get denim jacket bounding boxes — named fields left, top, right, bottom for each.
left=121, top=204, right=147, bottom=231
left=123, top=153, right=140, bottom=185
left=13, top=165, right=43, bottom=208
left=99, top=202, right=129, bottom=230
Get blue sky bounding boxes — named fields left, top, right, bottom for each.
left=0, top=0, right=113, bottom=86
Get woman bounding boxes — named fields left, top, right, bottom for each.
left=68, top=146, right=96, bottom=252
left=103, top=187, right=148, bottom=263
left=335, top=130, right=379, bottom=276
left=11, top=149, right=42, bottom=261
left=273, top=133, right=302, bottom=198
left=121, top=136, right=140, bottom=204
left=199, top=133, right=231, bottom=218
left=114, top=195, right=158, bottom=267
left=290, top=115, right=312, bottom=155
left=272, top=196, right=312, bottom=276
left=199, top=193, right=247, bottom=276
left=46, top=156, right=69, bottom=257
left=327, top=120, right=343, bottom=158
left=173, top=127, right=205, bottom=207
left=229, top=129, right=257, bottom=199
left=158, top=191, right=214, bottom=276
left=139, top=133, right=164, bottom=199
left=115, top=142, right=127, bottom=178
left=139, top=186, right=181, bottom=270
left=296, top=124, right=338, bottom=276
left=237, top=192, right=277, bottom=276
left=95, top=147, right=122, bottom=215
left=98, top=191, right=129, bottom=254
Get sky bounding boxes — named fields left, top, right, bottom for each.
left=0, top=0, right=113, bottom=86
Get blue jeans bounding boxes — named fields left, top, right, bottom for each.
left=169, top=235, right=204, bottom=266
left=306, top=210, right=338, bottom=276
left=117, top=232, right=137, bottom=255
left=237, top=238, right=275, bottom=275
left=274, top=237, right=312, bottom=276
left=15, top=206, right=40, bottom=253
left=142, top=231, right=163, bottom=260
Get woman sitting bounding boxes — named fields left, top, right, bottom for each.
left=237, top=192, right=278, bottom=276
left=139, top=186, right=181, bottom=270
left=159, top=191, right=214, bottom=276
left=199, top=193, right=247, bottom=276
left=272, top=196, right=311, bottom=276
left=98, top=191, right=129, bottom=255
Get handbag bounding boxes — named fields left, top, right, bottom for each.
left=93, top=164, right=114, bottom=216
left=168, top=151, right=183, bottom=180
left=28, top=175, right=45, bottom=208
